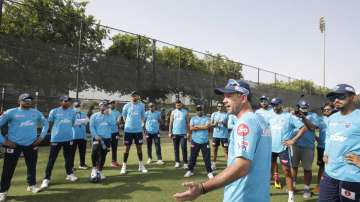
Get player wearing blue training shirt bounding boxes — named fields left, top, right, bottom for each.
left=0, top=93, right=48, bottom=201
left=174, top=79, right=271, bottom=202
left=71, top=101, right=90, bottom=170
left=120, top=91, right=147, bottom=174
left=169, top=100, right=190, bottom=169
left=40, top=95, right=77, bottom=190
left=255, top=95, right=273, bottom=123
left=319, top=84, right=360, bottom=202
left=89, top=101, right=116, bottom=181
left=144, top=102, right=164, bottom=165
left=210, top=102, right=229, bottom=170
left=184, top=105, right=213, bottom=179
left=269, top=97, right=307, bottom=202
left=314, top=102, right=335, bottom=193
left=109, top=100, right=122, bottom=168
left=291, top=100, right=320, bottom=199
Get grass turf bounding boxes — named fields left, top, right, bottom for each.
left=1, top=142, right=320, bottom=202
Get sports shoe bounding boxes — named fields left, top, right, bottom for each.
left=91, top=167, right=97, bottom=178
left=156, top=160, right=165, bottom=165
left=288, top=195, right=295, bottom=202
left=111, top=161, right=121, bottom=168
left=120, top=164, right=127, bottom=174
left=40, top=179, right=50, bottom=190
left=78, top=165, right=89, bottom=170
left=146, top=158, right=152, bottom=164
left=138, top=162, right=148, bottom=173
left=99, top=171, right=106, bottom=180
left=174, top=162, right=180, bottom=168
left=313, top=185, right=320, bottom=193
left=184, top=171, right=194, bottom=178
left=207, top=173, right=214, bottom=179
left=211, top=162, right=216, bottom=170
left=0, top=192, right=7, bottom=202
left=303, top=189, right=312, bottom=199
left=27, top=185, right=40, bottom=193
left=274, top=180, right=282, bottom=189
left=65, top=174, right=78, bottom=182
left=183, top=163, right=189, bottom=169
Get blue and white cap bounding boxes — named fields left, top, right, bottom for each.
left=214, top=79, right=251, bottom=96
left=260, top=95, right=270, bottom=101
left=270, top=97, right=282, bottom=105
left=18, top=93, right=33, bottom=101
left=326, top=84, right=356, bottom=98
left=297, top=100, right=310, bottom=108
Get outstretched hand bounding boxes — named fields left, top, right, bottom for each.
left=173, top=182, right=202, bottom=201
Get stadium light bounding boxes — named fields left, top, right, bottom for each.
left=74, top=1, right=86, bottom=100
left=320, top=16, right=326, bottom=88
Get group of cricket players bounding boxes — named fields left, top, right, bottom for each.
left=0, top=79, right=359, bottom=202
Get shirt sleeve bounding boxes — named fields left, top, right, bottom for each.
left=48, top=109, right=55, bottom=122
left=232, top=118, right=260, bottom=161
left=89, top=114, right=97, bottom=138
left=290, top=114, right=304, bottom=131
left=310, top=113, right=320, bottom=128
left=0, top=110, right=11, bottom=143
left=324, top=117, right=330, bottom=155
left=122, top=104, right=128, bottom=120
left=210, top=113, right=215, bottom=122
left=38, top=111, right=49, bottom=139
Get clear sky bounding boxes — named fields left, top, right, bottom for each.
left=85, top=0, right=360, bottom=92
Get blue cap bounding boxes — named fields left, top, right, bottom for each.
left=59, top=95, right=72, bottom=102
left=270, top=97, right=282, bottom=105
left=73, top=100, right=81, bottom=107
left=99, top=100, right=109, bottom=106
left=131, top=91, right=138, bottom=96
left=214, top=79, right=251, bottom=96
left=196, top=105, right=202, bottom=111
left=326, top=84, right=356, bottom=98
left=18, top=93, right=33, bottom=101
left=260, top=95, right=269, bottom=101
left=298, top=100, right=310, bottom=108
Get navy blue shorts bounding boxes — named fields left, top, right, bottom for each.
left=212, top=138, right=229, bottom=148
left=318, top=172, right=360, bottom=202
left=124, top=132, right=143, bottom=145
left=272, top=149, right=291, bottom=167
left=317, top=147, right=325, bottom=166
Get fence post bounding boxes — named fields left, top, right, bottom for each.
left=257, top=68, right=260, bottom=86
left=1, top=87, right=5, bottom=113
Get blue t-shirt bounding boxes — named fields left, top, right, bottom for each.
left=89, top=112, right=116, bottom=139
left=48, top=107, right=76, bottom=142
left=190, top=115, right=210, bottom=144
left=171, top=108, right=188, bottom=135
left=0, top=107, right=49, bottom=146
left=211, top=111, right=228, bottom=139
left=227, top=114, right=237, bottom=131
left=255, top=107, right=273, bottom=123
left=224, top=112, right=271, bottom=202
left=110, top=109, right=121, bottom=133
left=295, top=112, right=320, bottom=149
left=324, top=109, right=360, bottom=182
left=73, top=111, right=88, bottom=140
left=122, top=102, right=145, bottom=133
left=145, top=110, right=161, bottom=134
left=269, top=112, right=304, bottom=153
left=317, top=116, right=328, bottom=149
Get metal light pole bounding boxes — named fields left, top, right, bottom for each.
left=75, top=2, right=83, bottom=100
left=35, top=91, right=39, bottom=109
left=320, top=16, right=326, bottom=88
left=1, top=87, right=5, bottom=113
left=0, top=0, right=3, bottom=27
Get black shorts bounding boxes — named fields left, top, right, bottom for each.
left=272, top=149, right=291, bottom=167
left=212, top=138, right=229, bottom=148
left=317, top=147, right=325, bottom=166
left=124, top=132, right=143, bottom=145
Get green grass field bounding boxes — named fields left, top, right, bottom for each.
left=1, top=142, right=320, bottom=202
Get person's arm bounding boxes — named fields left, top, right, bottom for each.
left=168, top=111, right=174, bottom=137
left=39, top=112, right=49, bottom=139
left=89, top=114, right=100, bottom=140
left=299, top=113, right=318, bottom=131
left=210, top=113, right=217, bottom=127
left=0, top=110, right=16, bottom=148
left=283, top=115, right=308, bottom=146
left=122, top=104, right=128, bottom=123
left=186, top=112, right=191, bottom=135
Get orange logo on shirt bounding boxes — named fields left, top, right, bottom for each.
left=237, top=124, right=249, bottom=136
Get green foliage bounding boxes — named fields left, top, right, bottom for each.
left=274, top=80, right=329, bottom=95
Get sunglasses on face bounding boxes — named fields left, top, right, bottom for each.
left=22, top=99, right=33, bottom=103
left=323, top=108, right=332, bottom=112
left=329, top=94, right=347, bottom=102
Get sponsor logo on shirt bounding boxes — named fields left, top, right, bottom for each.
left=100, top=122, right=109, bottom=126
left=238, top=141, right=249, bottom=151
left=345, top=122, right=352, bottom=128
left=341, top=188, right=355, bottom=200
left=19, top=120, right=35, bottom=127
left=60, top=119, right=72, bottom=124
left=237, top=124, right=249, bottom=136
left=329, top=134, right=347, bottom=142
left=15, top=114, right=25, bottom=118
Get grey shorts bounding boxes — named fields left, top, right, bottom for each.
left=292, top=145, right=314, bottom=171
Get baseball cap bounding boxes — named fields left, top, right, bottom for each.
left=131, top=91, right=138, bottom=96
left=196, top=105, right=202, bottom=111
left=59, top=95, right=72, bottom=102
left=18, top=93, right=33, bottom=101
left=99, top=100, right=110, bottom=106
left=175, top=100, right=182, bottom=104
left=297, top=100, right=310, bottom=109
left=270, top=98, right=282, bottom=105
left=73, top=101, right=81, bottom=108
left=259, top=95, right=270, bottom=102
left=214, top=79, right=251, bottom=96
left=326, top=84, right=356, bottom=98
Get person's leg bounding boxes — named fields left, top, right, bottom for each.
left=111, top=133, right=119, bottom=162
left=23, top=146, right=38, bottom=186
left=303, top=148, right=314, bottom=188
left=339, top=180, right=360, bottom=202
left=221, top=138, right=229, bottom=160
left=91, top=139, right=101, bottom=169
left=123, top=133, right=133, bottom=164
left=318, top=173, right=340, bottom=202
left=317, top=147, right=325, bottom=185
left=212, top=138, right=219, bottom=162
left=201, top=143, right=212, bottom=173
left=291, top=145, right=301, bottom=185
left=271, top=152, right=281, bottom=187
left=188, top=142, right=200, bottom=172
left=0, top=147, right=21, bottom=192
left=135, top=133, right=144, bottom=162
left=44, top=143, right=62, bottom=180
left=78, top=139, right=87, bottom=167
left=279, top=149, right=294, bottom=200
left=180, top=136, right=188, bottom=164
left=99, top=139, right=111, bottom=171
left=146, top=134, right=153, bottom=160
left=172, top=135, right=180, bottom=163
left=63, top=141, right=75, bottom=175
left=153, top=133, right=162, bottom=160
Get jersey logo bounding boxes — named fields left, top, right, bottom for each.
left=238, top=141, right=249, bottom=151
left=329, top=134, right=347, bottom=142
left=341, top=188, right=355, bottom=200
left=345, top=122, right=352, bottom=128
left=237, top=124, right=249, bottom=136
left=19, top=120, right=35, bottom=127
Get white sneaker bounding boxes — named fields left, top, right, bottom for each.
left=27, top=185, right=40, bottom=193
left=91, top=167, right=97, bottom=178
left=138, top=162, right=148, bottom=173
left=99, top=171, right=106, bottom=180
left=211, top=162, right=216, bottom=170
left=174, top=162, right=180, bottom=168
left=303, top=189, right=311, bottom=199
left=183, top=163, right=189, bottom=169
left=288, top=195, right=295, bottom=202
left=120, top=164, right=127, bottom=175
left=156, top=160, right=165, bottom=165
left=0, top=192, right=7, bottom=202
left=78, top=165, right=89, bottom=170
left=184, top=171, right=194, bottom=178
left=207, top=172, right=214, bottom=179
left=147, top=158, right=152, bottom=164
left=40, top=179, right=50, bottom=190
left=65, top=174, right=78, bottom=182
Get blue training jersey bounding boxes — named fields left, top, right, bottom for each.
left=48, top=107, right=76, bottom=142
left=145, top=110, right=161, bottom=134
left=295, top=112, right=320, bottom=149
left=317, top=116, right=328, bottom=149
left=110, top=109, right=121, bottom=133
left=227, top=114, right=237, bottom=131
left=171, top=108, right=188, bottom=135
left=324, top=109, right=360, bottom=182
left=190, top=115, right=210, bottom=144
left=211, top=111, right=228, bottom=139
left=224, top=112, right=271, bottom=202
left=73, top=111, right=88, bottom=140
left=122, top=102, right=145, bottom=133
left=255, top=107, right=273, bottom=124
left=89, top=112, right=116, bottom=139
left=0, top=107, right=49, bottom=146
